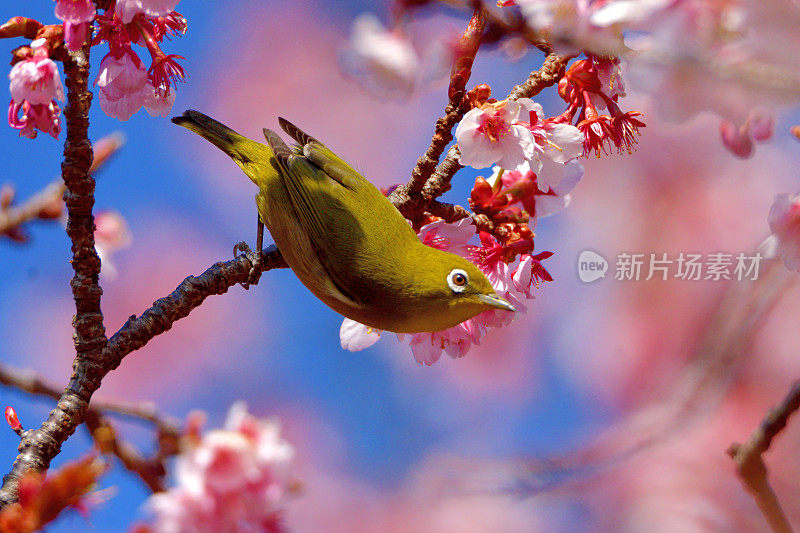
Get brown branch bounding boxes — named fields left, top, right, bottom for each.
left=0, top=36, right=102, bottom=507
left=84, top=411, right=169, bottom=493
left=0, top=133, right=123, bottom=242
left=389, top=8, right=486, bottom=225
left=102, top=246, right=287, bottom=372
left=0, top=362, right=180, bottom=493
left=507, top=52, right=575, bottom=100
left=727, top=381, right=800, bottom=533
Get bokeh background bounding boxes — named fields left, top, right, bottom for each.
left=1, top=1, right=800, bottom=531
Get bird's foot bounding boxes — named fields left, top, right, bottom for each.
left=233, top=241, right=264, bottom=290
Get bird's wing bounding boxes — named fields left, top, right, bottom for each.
left=263, top=127, right=366, bottom=308
left=278, top=117, right=368, bottom=192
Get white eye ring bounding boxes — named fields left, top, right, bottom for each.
left=447, top=269, right=469, bottom=293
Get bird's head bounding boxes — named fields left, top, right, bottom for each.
left=395, top=246, right=516, bottom=333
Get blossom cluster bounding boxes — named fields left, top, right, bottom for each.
left=5, top=0, right=187, bottom=139
left=93, top=0, right=186, bottom=120
left=142, top=403, right=295, bottom=533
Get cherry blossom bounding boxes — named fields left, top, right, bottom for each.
left=456, top=99, right=536, bottom=169
left=763, top=193, right=800, bottom=272
left=340, top=318, right=381, bottom=351
left=719, top=108, right=774, bottom=159
left=144, top=403, right=294, bottom=532
left=488, top=159, right=583, bottom=227
left=555, top=58, right=646, bottom=156
left=92, top=4, right=186, bottom=119
left=8, top=100, right=62, bottom=139
left=95, top=52, right=150, bottom=121
left=516, top=99, right=583, bottom=191
left=7, top=44, right=64, bottom=139
left=9, top=46, right=63, bottom=106
left=511, top=0, right=637, bottom=55
left=94, top=210, right=133, bottom=279
left=115, top=0, right=181, bottom=24
left=341, top=13, right=421, bottom=96
left=54, top=0, right=96, bottom=50
left=143, top=84, right=177, bottom=117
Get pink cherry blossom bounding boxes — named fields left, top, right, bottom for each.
left=617, top=0, right=794, bottom=161
left=417, top=218, right=475, bottom=256
left=143, top=84, right=177, bottom=117
left=406, top=320, right=481, bottom=365
left=54, top=0, right=96, bottom=22
left=146, top=488, right=221, bottom=533
left=8, top=100, right=62, bottom=139
left=9, top=48, right=64, bottom=106
left=719, top=109, right=774, bottom=159
left=763, top=193, right=800, bottom=272
left=341, top=13, right=421, bottom=96
left=95, top=52, right=149, bottom=121
left=94, top=210, right=133, bottom=279
left=512, top=0, right=655, bottom=55
left=488, top=159, right=583, bottom=227
left=115, top=0, right=181, bottom=24
left=588, top=56, right=626, bottom=111
left=526, top=117, right=583, bottom=192
left=340, top=318, right=381, bottom=351
left=144, top=402, right=293, bottom=532
left=456, top=99, right=535, bottom=169
left=54, top=0, right=96, bottom=50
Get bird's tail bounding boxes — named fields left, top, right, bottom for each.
left=171, top=110, right=275, bottom=187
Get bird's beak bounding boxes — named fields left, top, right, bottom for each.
left=477, top=293, right=516, bottom=313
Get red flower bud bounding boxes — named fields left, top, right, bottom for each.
left=470, top=177, right=494, bottom=208
left=5, top=406, right=21, bottom=432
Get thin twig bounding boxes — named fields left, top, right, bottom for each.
left=84, top=411, right=169, bottom=493
left=727, top=381, right=800, bottom=533
left=0, top=362, right=180, bottom=493
left=389, top=8, right=486, bottom=224
left=102, top=246, right=287, bottom=372
left=0, top=133, right=123, bottom=241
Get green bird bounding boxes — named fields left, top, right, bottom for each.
left=172, top=110, right=515, bottom=333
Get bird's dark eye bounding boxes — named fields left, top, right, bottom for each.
left=447, top=269, right=469, bottom=293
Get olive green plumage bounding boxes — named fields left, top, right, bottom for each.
left=172, top=110, right=515, bottom=333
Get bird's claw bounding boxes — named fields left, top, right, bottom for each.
left=233, top=241, right=264, bottom=290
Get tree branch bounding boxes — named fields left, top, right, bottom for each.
left=390, top=52, right=573, bottom=223
left=0, top=362, right=181, bottom=493
left=103, top=246, right=287, bottom=372
left=0, top=37, right=101, bottom=507
left=0, top=133, right=123, bottom=242
left=727, top=381, right=800, bottom=533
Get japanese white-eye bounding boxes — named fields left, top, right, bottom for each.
left=172, top=110, right=515, bottom=333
